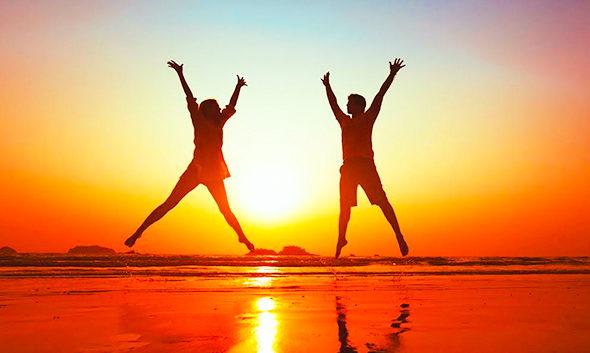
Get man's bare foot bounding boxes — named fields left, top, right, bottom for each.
left=397, top=236, right=409, bottom=257
left=335, top=238, right=348, bottom=259
left=239, top=236, right=255, bottom=252
left=124, top=233, right=141, bottom=248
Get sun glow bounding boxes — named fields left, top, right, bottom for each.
left=255, top=297, right=278, bottom=353
left=243, top=267, right=279, bottom=287
left=231, top=162, right=304, bottom=222
left=256, top=297, right=276, bottom=312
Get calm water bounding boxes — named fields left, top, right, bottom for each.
left=1, top=255, right=588, bottom=278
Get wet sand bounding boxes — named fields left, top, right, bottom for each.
left=1, top=273, right=589, bottom=352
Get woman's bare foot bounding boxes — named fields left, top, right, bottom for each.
left=335, top=238, right=348, bottom=258
left=124, top=233, right=141, bottom=248
left=397, top=236, right=409, bottom=256
left=239, top=236, right=255, bottom=252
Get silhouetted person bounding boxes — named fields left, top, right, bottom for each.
left=322, top=58, right=408, bottom=258
left=336, top=296, right=358, bottom=353
left=125, top=60, right=255, bottom=252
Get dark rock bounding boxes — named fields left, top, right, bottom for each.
left=247, top=248, right=278, bottom=256
left=0, top=247, right=17, bottom=256
left=67, top=245, right=116, bottom=255
left=278, top=246, right=315, bottom=256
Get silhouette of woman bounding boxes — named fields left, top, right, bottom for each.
left=125, top=60, right=255, bottom=252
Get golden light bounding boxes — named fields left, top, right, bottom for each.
left=254, top=297, right=278, bottom=353
left=231, top=162, right=303, bottom=222
left=256, top=297, right=276, bottom=312
left=244, top=276, right=273, bottom=288
left=243, top=267, right=279, bottom=288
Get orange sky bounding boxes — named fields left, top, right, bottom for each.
left=1, top=1, right=589, bottom=255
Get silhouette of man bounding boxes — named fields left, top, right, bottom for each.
left=322, top=58, right=408, bottom=258
left=125, top=60, right=255, bottom=252
left=336, top=296, right=358, bottom=353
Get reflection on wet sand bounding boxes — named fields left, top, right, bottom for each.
left=231, top=267, right=281, bottom=353
left=242, top=267, right=279, bottom=288
left=336, top=296, right=358, bottom=353
left=229, top=296, right=278, bottom=353
left=336, top=296, right=410, bottom=353
left=243, top=276, right=273, bottom=288
left=255, top=297, right=278, bottom=353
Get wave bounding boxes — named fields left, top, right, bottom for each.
left=0, top=255, right=589, bottom=278
left=0, top=254, right=588, bottom=267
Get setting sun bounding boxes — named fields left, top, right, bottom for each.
left=231, top=162, right=304, bottom=222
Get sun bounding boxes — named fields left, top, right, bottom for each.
left=229, top=162, right=303, bottom=222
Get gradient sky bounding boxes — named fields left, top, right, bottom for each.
left=1, top=0, right=589, bottom=255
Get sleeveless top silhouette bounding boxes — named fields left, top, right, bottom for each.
left=187, top=98, right=234, bottom=181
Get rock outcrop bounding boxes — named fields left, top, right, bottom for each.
left=246, top=248, right=278, bottom=256
left=278, top=246, right=315, bottom=256
left=0, top=246, right=18, bottom=256
left=67, top=245, right=116, bottom=255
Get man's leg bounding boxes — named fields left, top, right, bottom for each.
left=377, top=200, right=409, bottom=256
left=337, top=164, right=356, bottom=259
left=125, top=170, right=198, bottom=247
left=206, top=181, right=255, bottom=252
left=336, top=205, right=352, bottom=258
left=360, top=160, right=409, bottom=256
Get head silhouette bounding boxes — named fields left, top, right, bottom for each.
left=200, top=99, right=221, bottom=119
left=347, top=94, right=366, bottom=115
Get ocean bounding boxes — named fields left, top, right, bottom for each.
left=1, top=255, right=588, bottom=278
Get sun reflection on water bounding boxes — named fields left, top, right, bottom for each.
left=256, top=297, right=276, bottom=311
left=243, top=267, right=279, bottom=288
left=244, top=276, right=273, bottom=288
left=255, top=297, right=278, bottom=353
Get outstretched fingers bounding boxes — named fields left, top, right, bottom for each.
left=390, top=58, right=406, bottom=73
left=236, top=75, right=247, bottom=87
left=321, top=72, right=330, bottom=86
left=167, top=59, right=183, bottom=71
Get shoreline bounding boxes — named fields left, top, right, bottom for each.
left=1, top=273, right=589, bottom=352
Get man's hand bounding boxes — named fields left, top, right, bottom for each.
left=367, top=58, right=405, bottom=116
left=389, top=58, right=405, bottom=75
left=236, top=75, right=247, bottom=88
left=321, top=72, right=331, bottom=87
left=167, top=60, right=183, bottom=73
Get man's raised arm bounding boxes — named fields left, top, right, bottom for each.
left=167, top=60, right=195, bottom=100
left=367, top=58, right=405, bottom=117
left=228, top=75, right=247, bottom=108
left=321, top=72, right=347, bottom=122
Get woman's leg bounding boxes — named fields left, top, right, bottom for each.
left=125, top=169, right=199, bottom=247
left=205, top=180, right=255, bottom=251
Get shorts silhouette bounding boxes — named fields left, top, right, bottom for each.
left=339, top=158, right=387, bottom=207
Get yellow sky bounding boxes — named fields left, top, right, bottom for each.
left=1, top=1, right=589, bottom=255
